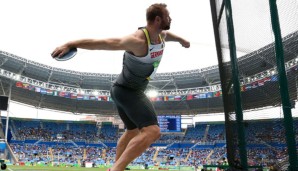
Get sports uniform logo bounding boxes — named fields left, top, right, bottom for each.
left=150, top=50, right=163, bottom=58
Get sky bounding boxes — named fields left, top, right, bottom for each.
left=2, top=0, right=296, bottom=123
left=0, top=0, right=219, bottom=74
left=0, top=0, right=222, bottom=122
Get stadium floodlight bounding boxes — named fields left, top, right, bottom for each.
left=13, top=74, right=20, bottom=81
left=79, top=89, right=85, bottom=95
left=146, top=90, right=158, bottom=98
left=39, top=82, right=45, bottom=87
left=93, top=91, right=99, bottom=96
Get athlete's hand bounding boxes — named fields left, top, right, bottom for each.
left=51, top=45, right=71, bottom=58
left=180, top=39, right=190, bottom=48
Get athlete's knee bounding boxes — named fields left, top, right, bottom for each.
left=141, top=125, right=161, bottom=142
left=118, top=129, right=139, bottom=144
left=125, top=128, right=140, bottom=138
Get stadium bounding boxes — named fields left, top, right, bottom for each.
left=0, top=0, right=297, bottom=171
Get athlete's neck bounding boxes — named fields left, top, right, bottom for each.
left=145, top=26, right=162, bottom=44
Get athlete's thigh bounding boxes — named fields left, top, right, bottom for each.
left=110, top=86, right=137, bottom=130
left=111, top=85, right=158, bottom=129
left=120, top=89, right=158, bottom=129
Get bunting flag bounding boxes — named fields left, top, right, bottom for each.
left=35, top=87, right=41, bottom=93
left=168, top=96, right=175, bottom=101
left=164, top=96, right=169, bottom=101
left=214, top=91, right=222, bottom=97
left=71, top=93, right=77, bottom=99
left=83, top=95, right=89, bottom=100
left=292, top=65, right=298, bottom=71
left=206, top=92, right=214, bottom=98
left=46, top=89, right=53, bottom=95
left=22, top=83, right=29, bottom=89
left=150, top=97, right=157, bottom=101
left=97, top=96, right=102, bottom=101
left=246, top=84, right=252, bottom=90
left=174, top=95, right=181, bottom=101
left=199, top=93, right=207, bottom=99
left=186, top=94, right=193, bottom=100
left=28, top=85, right=35, bottom=91
left=14, top=81, right=141, bottom=102
left=181, top=96, right=186, bottom=101
left=271, top=75, right=278, bottom=81
left=89, top=96, right=96, bottom=101
left=263, top=77, right=271, bottom=82
left=108, top=97, right=113, bottom=102
left=40, top=88, right=47, bottom=95
left=64, top=92, right=71, bottom=98
left=53, top=91, right=59, bottom=96
left=59, top=92, right=65, bottom=97
left=193, top=94, right=200, bottom=99
left=14, top=73, right=286, bottom=103
left=16, top=82, right=23, bottom=88
left=100, top=96, right=108, bottom=101
left=95, top=96, right=101, bottom=101
left=156, top=96, right=164, bottom=101
left=258, top=80, right=264, bottom=86
left=241, top=85, right=246, bottom=92
left=251, top=81, right=258, bottom=88
left=77, top=94, right=83, bottom=100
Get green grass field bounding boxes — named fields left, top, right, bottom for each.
left=6, top=166, right=150, bottom=171
left=6, top=166, right=113, bottom=171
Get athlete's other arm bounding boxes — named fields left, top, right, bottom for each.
left=51, top=33, right=144, bottom=58
left=161, top=31, right=190, bottom=48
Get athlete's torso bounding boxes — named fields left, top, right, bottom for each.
left=115, top=28, right=165, bottom=91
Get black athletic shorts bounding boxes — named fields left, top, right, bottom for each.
left=110, top=84, right=159, bottom=130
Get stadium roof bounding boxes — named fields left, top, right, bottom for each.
left=0, top=31, right=297, bottom=115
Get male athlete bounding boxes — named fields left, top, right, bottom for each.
left=52, top=3, right=190, bottom=171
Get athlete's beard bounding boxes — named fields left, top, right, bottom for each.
left=160, top=20, right=170, bottom=30
left=163, top=25, right=170, bottom=30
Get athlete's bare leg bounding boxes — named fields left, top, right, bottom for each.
left=115, top=128, right=139, bottom=161
left=111, top=125, right=161, bottom=171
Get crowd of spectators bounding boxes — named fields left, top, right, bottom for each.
left=6, top=118, right=298, bottom=169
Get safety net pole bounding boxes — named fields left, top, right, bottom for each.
left=224, top=0, right=248, bottom=169
left=269, top=0, right=298, bottom=170
left=210, top=0, right=236, bottom=168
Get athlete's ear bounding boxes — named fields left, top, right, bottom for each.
left=155, top=16, right=162, bottom=23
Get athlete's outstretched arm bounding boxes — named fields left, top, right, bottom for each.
left=162, top=31, right=190, bottom=48
left=51, top=34, right=143, bottom=58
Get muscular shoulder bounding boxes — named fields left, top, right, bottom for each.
left=132, top=29, right=147, bottom=43
left=124, top=30, right=147, bottom=56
